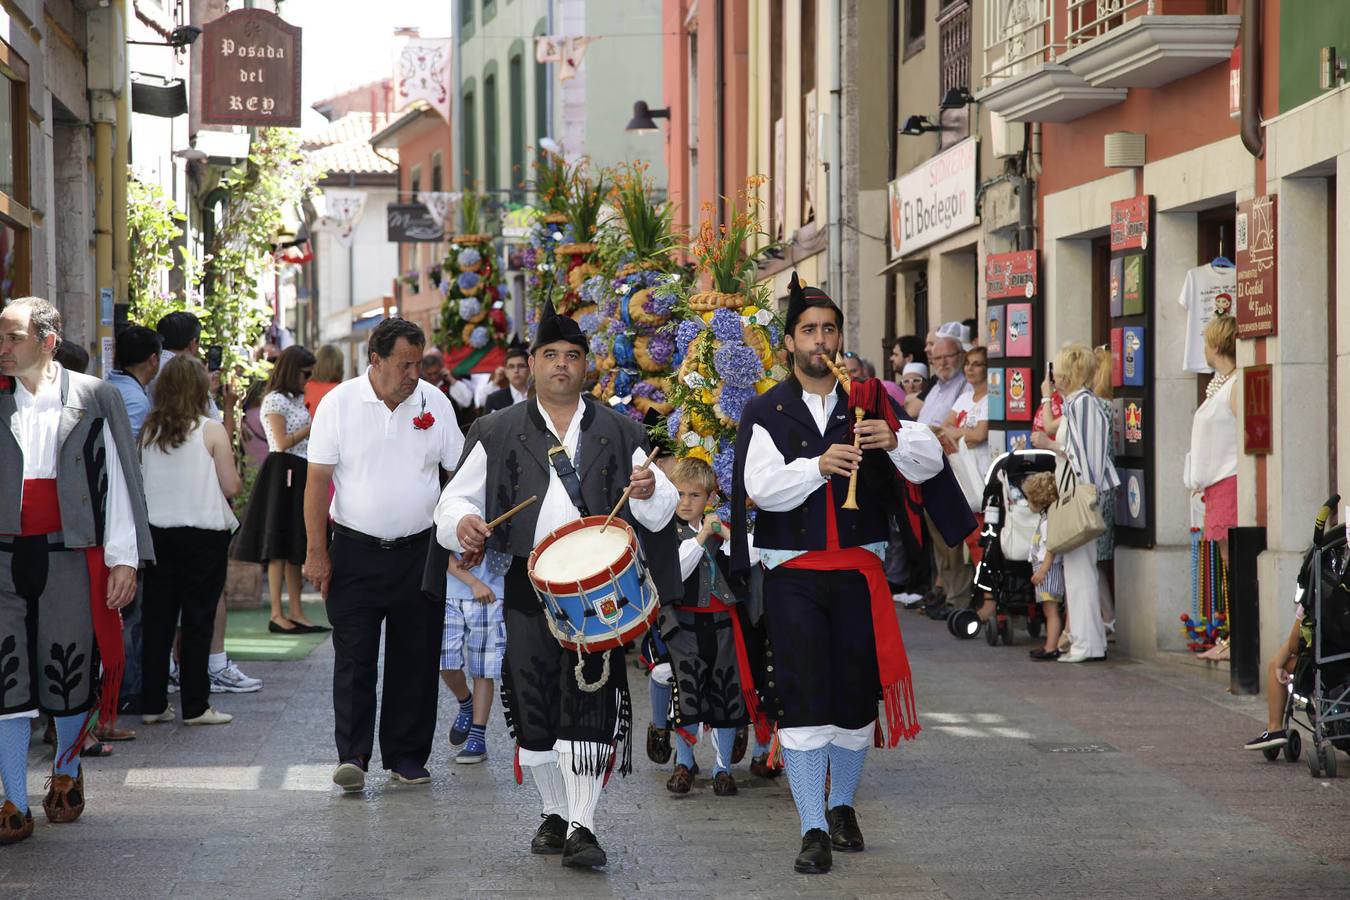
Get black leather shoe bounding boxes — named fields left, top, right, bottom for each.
left=530, top=814, right=567, bottom=855
left=646, top=723, right=672, bottom=764
left=560, top=824, right=607, bottom=868
left=794, top=828, right=832, bottom=874
left=731, top=726, right=748, bottom=764
left=827, top=805, right=865, bottom=852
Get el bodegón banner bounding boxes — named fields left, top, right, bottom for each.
left=888, top=137, right=978, bottom=259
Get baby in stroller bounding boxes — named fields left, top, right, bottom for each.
left=1246, top=495, right=1350, bottom=777
left=949, top=448, right=1058, bottom=644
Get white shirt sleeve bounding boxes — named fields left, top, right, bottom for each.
left=629, top=447, right=677, bottom=531
left=306, top=390, right=340, bottom=465
left=434, top=442, right=488, bottom=552
left=102, top=427, right=139, bottom=568
left=678, top=536, right=703, bottom=581
left=889, top=420, right=945, bottom=484
left=448, top=379, right=474, bottom=408
left=744, top=423, right=828, bottom=512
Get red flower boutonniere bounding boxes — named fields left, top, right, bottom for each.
left=412, top=392, right=435, bottom=430
left=0, top=375, right=11, bottom=392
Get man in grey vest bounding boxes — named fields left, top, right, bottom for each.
left=435, top=304, right=680, bottom=870
left=0, top=297, right=153, bottom=844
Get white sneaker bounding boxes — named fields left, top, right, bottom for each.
left=142, top=707, right=175, bottom=724
left=209, top=660, right=263, bottom=694
left=184, top=707, right=233, bottom=726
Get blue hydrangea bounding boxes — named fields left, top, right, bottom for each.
left=718, top=383, right=754, bottom=422
left=580, top=274, right=609, bottom=307
left=578, top=311, right=600, bottom=334
left=458, top=296, right=482, bottom=320
left=468, top=326, right=489, bottom=349
left=675, top=319, right=704, bottom=356
left=712, top=442, right=737, bottom=497
left=645, top=283, right=679, bottom=318
left=710, top=308, right=744, bottom=343
left=713, top=340, right=762, bottom=388
left=457, top=271, right=481, bottom=293
left=614, top=367, right=636, bottom=397
left=613, top=334, right=636, bottom=368
left=666, top=407, right=683, bottom=441
left=589, top=333, right=609, bottom=357
left=457, top=248, right=482, bottom=270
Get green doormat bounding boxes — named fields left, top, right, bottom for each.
left=222, top=601, right=332, bottom=662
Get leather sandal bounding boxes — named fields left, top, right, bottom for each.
left=43, top=771, right=85, bottom=823
left=0, top=800, right=34, bottom=844
left=666, top=763, right=693, bottom=794
left=731, top=727, right=748, bottom=764
left=712, top=771, right=739, bottom=796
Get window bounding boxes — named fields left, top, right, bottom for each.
left=409, top=164, right=422, bottom=198
left=462, top=89, right=477, bottom=186
left=769, top=0, right=783, bottom=238
left=0, top=38, right=29, bottom=305
left=533, top=18, right=549, bottom=170
left=483, top=69, right=499, bottom=192
left=687, top=31, right=699, bottom=223
left=937, top=0, right=970, bottom=147
left=905, top=0, right=926, bottom=56
left=482, top=0, right=496, bottom=24
left=430, top=152, right=443, bottom=193
left=508, top=50, right=526, bottom=201
left=459, top=0, right=474, bottom=40
left=801, top=0, right=816, bottom=224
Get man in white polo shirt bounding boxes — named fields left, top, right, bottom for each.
left=303, top=318, right=464, bottom=791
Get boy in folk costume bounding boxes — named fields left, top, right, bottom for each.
left=731, top=275, right=974, bottom=874
left=0, top=298, right=153, bottom=843
left=434, top=303, right=681, bottom=869
left=658, top=457, right=765, bottom=796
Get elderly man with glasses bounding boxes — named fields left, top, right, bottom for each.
left=911, top=322, right=973, bottom=614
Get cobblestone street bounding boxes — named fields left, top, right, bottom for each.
left=1, top=609, right=1345, bottom=899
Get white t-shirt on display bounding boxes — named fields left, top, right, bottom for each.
left=1178, top=264, right=1237, bottom=374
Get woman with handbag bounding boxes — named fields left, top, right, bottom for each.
left=1031, top=345, right=1119, bottom=663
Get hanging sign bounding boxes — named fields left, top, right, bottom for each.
left=201, top=9, right=302, bottom=127
left=1235, top=194, right=1278, bottom=339
left=888, top=137, right=978, bottom=258
left=387, top=203, right=444, bottom=242
left=1243, top=364, right=1273, bottom=455
left=1109, top=195, right=1150, bottom=251
left=984, top=250, right=1037, bottom=300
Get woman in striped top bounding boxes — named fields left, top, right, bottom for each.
left=1031, top=344, right=1120, bottom=663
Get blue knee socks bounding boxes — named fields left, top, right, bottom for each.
left=674, top=728, right=696, bottom=769
left=0, top=718, right=31, bottom=813
left=753, top=733, right=772, bottom=759
left=783, top=747, right=828, bottom=835
left=827, top=744, right=866, bottom=810
left=712, top=727, right=736, bottom=775
left=650, top=679, right=671, bottom=730
left=53, top=714, right=84, bottom=779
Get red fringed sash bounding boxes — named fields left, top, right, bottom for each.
left=17, top=479, right=124, bottom=765
left=782, top=483, right=921, bottom=746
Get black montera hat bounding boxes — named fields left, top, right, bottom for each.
left=530, top=297, right=589, bottom=353
left=784, top=271, right=842, bottom=336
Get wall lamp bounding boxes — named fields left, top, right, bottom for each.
left=899, top=115, right=940, bottom=136
left=940, top=86, right=976, bottom=110
left=626, top=100, right=671, bottom=134
left=128, top=25, right=203, bottom=48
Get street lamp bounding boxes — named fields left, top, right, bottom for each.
left=626, top=100, right=671, bottom=135
left=899, top=114, right=940, bottom=137
left=940, top=86, right=976, bottom=110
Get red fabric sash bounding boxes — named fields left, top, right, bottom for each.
left=674, top=593, right=770, bottom=744
left=17, top=479, right=124, bottom=765
left=782, top=483, right=921, bottom=747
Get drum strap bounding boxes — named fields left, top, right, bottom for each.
left=547, top=444, right=590, bottom=516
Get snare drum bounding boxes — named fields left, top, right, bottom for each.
left=528, top=515, right=661, bottom=653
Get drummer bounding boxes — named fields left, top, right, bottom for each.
left=433, top=302, right=681, bottom=870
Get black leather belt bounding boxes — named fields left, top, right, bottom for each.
left=0, top=532, right=67, bottom=553
left=331, top=523, right=431, bottom=551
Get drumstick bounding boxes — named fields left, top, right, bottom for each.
left=486, top=495, right=538, bottom=530
left=601, top=447, right=661, bottom=532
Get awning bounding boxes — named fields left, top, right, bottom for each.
left=874, top=254, right=928, bottom=279
left=444, top=344, right=506, bottom=377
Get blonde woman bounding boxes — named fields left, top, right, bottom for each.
left=1188, top=316, right=1239, bottom=566
left=1031, top=344, right=1119, bottom=663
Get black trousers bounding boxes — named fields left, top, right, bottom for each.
left=327, top=530, right=444, bottom=769
left=761, top=567, right=880, bottom=730
left=143, top=526, right=232, bottom=720
left=499, top=558, right=630, bottom=773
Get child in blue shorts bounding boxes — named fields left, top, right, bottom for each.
left=442, top=549, right=509, bottom=763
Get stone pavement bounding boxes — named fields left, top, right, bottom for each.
left=2, top=608, right=1347, bottom=899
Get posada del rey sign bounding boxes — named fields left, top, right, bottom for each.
left=202, top=9, right=302, bottom=127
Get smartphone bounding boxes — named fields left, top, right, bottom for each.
left=205, top=345, right=224, bottom=372
left=1046, top=361, right=1054, bottom=382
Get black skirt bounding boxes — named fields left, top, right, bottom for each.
left=231, top=452, right=308, bottom=565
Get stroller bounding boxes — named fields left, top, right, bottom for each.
left=949, top=448, right=1058, bottom=644
left=1265, top=494, right=1350, bottom=777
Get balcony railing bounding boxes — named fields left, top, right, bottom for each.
left=939, top=1, right=972, bottom=97
left=982, top=0, right=1057, bottom=87
left=1065, top=0, right=1153, bottom=48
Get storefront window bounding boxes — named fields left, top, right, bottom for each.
left=0, top=79, right=12, bottom=198
left=0, top=39, right=30, bottom=301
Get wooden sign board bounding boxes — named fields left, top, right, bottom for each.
left=1236, top=195, right=1278, bottom=339
left=202, top=9, right=302, bottom=127
left=387, top=203, right=444, bottom=243
left=1243, top=364, right=1273, bottom=455
left=1109, top=195, right=1151, bottom=252
left=985, top=249, right=1037, bottom=300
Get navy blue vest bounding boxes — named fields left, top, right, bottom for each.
left=729, top=376, right=976, bottom=573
